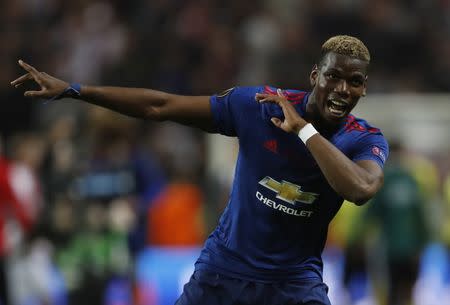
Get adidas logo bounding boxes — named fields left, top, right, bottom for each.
left=264, top=140, right=278, bottom=154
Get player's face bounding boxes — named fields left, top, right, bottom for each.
left=309, top=52, right=368, bottom=126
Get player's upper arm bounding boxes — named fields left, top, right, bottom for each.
left=160, top=87, right=258, bottom=135
left=161, top=94, right=215, bottom=132
left=208, top=87, right=259, bottom=136
left=350, top=131, right=389, bottom=204
left=356, top=159, right=385, bottom=197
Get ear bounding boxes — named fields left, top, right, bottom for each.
left=310, top=64, right=319, bottom=87
left=362, top=75, right=368, bottom=96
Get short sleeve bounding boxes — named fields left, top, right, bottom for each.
left=351, top=133, right=389, bottom=168
left=209, top=86, right=260, bottom=137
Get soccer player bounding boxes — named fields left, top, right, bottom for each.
left=12, top=35, right=388, bottom=305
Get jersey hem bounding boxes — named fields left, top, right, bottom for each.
left=194, top=261, right=323, bottom=284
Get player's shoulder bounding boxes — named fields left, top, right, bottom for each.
left=213, top=86, right=263, bottom=104
left=341, top=114, right=384, bottom=136
left=218, top=85, right=309, bottom=98
left=217, top=86, right=262, bottom=97
left=262, top=86, right=309, bottom=102
left=337, top=115, right=389, bottom=165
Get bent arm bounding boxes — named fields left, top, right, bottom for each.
left=79, top=86, right=214, bottom=131
left=256, top=90, right=384, bottom=205
left=306, top=134, right=383, bottom=205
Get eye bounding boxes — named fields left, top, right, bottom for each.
left=326, top=72, right=339, bottom=80
left=351, top=78, right=364, bottom=87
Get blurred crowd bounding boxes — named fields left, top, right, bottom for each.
left=1, top=0, right=449, bottom=137
left=0, top=0, right=450, bottom=305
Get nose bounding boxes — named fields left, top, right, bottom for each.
left=334, top=79, right=350, bottom=98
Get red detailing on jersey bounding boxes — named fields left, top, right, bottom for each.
left=344, top=115, right=380, bottom=133
left=284, top=92, right=306, bottom=99
left=264, top=86, right=277, bottom=94
left=263, top=86, right=306, bottom=104
left=264, top=140, right=278, bottom=154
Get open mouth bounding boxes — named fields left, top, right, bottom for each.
left=327, top=99, right=348, bottom=117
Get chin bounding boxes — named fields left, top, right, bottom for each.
left=320, top=112, right=348, bottom=129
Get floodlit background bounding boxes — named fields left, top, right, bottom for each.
left=0, top=1, right=449, bottom=305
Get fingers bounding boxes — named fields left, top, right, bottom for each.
left=258, top=89, right=305, bottom=134
left=255, top=93, right=282, bottom=103
left=18, top=60, right=40, bottom=77
left=10, top=73, right=33, bottom=87
left=17, top=59, right=46, bottom=87
left=24, top=90, right=47, bottom=98
left=255, top=89, right=287, bottom=104
left=255, top=93, right=266, bottom=101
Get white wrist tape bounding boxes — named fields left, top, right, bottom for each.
left=298, top=123, right=318, bottom=144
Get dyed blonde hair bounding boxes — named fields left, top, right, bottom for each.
left=321, top=35, right=370, bottom=62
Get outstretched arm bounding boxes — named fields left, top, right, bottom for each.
left=256, top=89, right=384, bottom=205
left=11, top=60, right=214, bottom=131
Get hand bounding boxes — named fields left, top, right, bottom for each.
left=255, top=89, right=308, bottom=134
left=11, top=60, right=69, bottom=99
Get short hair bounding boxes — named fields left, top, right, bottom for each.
left=320, top=35, right=370, bottom=63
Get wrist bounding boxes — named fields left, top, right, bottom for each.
left=64, top=83, right=82, bottom=99
left=294, top=122, right=308, bottom=134
left=54, top=83, right=82, bottom=100
left=298, top=123, right=319, bottom=144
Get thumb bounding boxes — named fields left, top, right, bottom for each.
left=271, top=117, right=282, bottom=127
left=24, top=90, right=45, bottom=98
left=277, top=88, right=284, bottom=97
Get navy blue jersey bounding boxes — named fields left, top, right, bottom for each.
left=195, top=86, right=389, bottom=283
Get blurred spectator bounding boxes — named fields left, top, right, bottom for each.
left=55, top=198, right=134, bottom=305
left=71, top=110, right=167, bottom=256
left=442, top=172, right=450, bottom=247
left=331, top=201, right=374, bottom=305
left=146, top=122, right=206, bottom=246
left=237, top=7, right=281, bottom=85
left=0, top=135, right=42, bottom=305
left=412, top=153, right=450, bottom=305
left=364, top=142, right=430, bottom=305
left=54, top=1, right=128, bottom=84
left=147, top=183, right=205, bottom=246
left=268, top=20, right=313, bottom=89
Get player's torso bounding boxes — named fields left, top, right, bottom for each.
left=215, top=87, right=348, bottom=259
left=199, top=86, right=384, bottom=281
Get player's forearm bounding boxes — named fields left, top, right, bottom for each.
left=306, top=135, right=381, bottom=205
left=79, top=85, right=171, bottom=120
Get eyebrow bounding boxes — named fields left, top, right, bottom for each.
left=325, top=68, right=366, bottom=77
left=325, top=68, right=341, bottom=72
left=352, top=74, right=365, bottom=79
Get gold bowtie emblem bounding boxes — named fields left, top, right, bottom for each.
left=258, top=176, right=318, bottom=204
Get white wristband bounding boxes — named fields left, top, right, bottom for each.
left=298, top=123, right=318, bottom=144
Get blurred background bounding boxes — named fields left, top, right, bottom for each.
left=0, top=0, right=449, bottom=305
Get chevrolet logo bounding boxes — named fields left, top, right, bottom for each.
left=258, top=176, right=318, bottom=205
